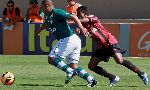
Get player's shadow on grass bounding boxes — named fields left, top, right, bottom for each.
left=72, top=84, right=86, bottom=87
left=19, top=84, right=87, bottom=87
left=19, top=84, right=65, bottom=87
left=99, top=84, right=138, bottom=87
left=115, top=85, right=138, bottom=87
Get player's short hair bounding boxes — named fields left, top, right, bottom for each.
left=77, top=6, right=89, bottom=15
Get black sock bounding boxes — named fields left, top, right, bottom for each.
left=122, top=60, right=144, bottom=76
left=90, top=66, right=116, bottom=80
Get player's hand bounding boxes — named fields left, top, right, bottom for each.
left=85, top=31, right=90, bottom=36
left=82, top=28, right=89, bottom=36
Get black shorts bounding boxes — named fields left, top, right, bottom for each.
left=92, top=43, right=126, bottom=62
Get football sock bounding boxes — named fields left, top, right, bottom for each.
left=90, top=66, right=116, bottom=80
left=122, top=59, right=143, bottom=75
left=52, top=58, right=73, bottom=74
left=75, top=67, right=94, bottom=83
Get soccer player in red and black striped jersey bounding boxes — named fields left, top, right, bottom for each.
left=77, top=6, right=148, bottom=86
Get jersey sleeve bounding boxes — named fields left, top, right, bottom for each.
left=3, top=8, right=7, bottom=15
left=39, top=7, right=45, bottom=17
left=56, top=9, right=71, bottom=21
left=88, top=16, right=99, bottom=23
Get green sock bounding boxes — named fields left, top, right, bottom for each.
left=52, top=58, right=73, bottom=74
left=75, top=67, right=94, bottom=83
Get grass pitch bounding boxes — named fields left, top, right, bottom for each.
left=0, top=55, right=150, bottom=90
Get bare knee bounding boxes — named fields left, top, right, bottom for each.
left=88, top=66, right=94, bottom=71
left=88, top=62, right=97, bottom=70
left=69, top=63, right=78, bottom=69
left=115, top=58, right=124, bottom=64
left=115, top=60, right=122, bottom=64
left=48, top=56, right=53, bottom=65
left=113, top=53, right=124, bottom=64
left=88, top=57, right=101, bottom=70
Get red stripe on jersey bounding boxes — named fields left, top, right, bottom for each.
left=83, top=15, right=118, bottom=49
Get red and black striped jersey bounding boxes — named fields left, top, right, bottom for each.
left=82, top=15, right=118, bottom=49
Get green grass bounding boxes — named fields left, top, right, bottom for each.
left=0, top=55, right=150, bottom=90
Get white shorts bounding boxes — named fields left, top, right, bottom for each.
left=49, top=34, right=81, bottom=64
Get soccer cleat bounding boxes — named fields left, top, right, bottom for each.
left=86, top=78, right=97, bottom=87
left=140, top=73, right=148, bottom=85
left=65, top=71, right=77, bottom=84
left=109, top=76, right=120, bottom=86
left=65, top=72, right=73, bottom=84
left=65, top=78, right=71, bottom=84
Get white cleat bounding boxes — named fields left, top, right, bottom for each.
left=109, top=76, right=120, bottom=86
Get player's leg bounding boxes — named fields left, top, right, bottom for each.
left=88, top=56, right=119, bottom=86
left=88, top=57, right=116, bottom=80
left=48, top=56, right=73, bottom=74
left=50, top=34, right=78, bottom=84
left=65, top=58, right=78, bottom=84
left=88, top=48, right=120, bottom=86
left=75, top=66, right=97, bottom=87
left=66, top=34, right=97, bottom=87
left=66, top=58, right=97, bottom=87
left=113, top=49, right=148, bottom=85
left=48, top=39, right=74, bottom=77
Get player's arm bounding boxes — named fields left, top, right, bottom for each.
left=79, top=18, right=89, bottom=23
left=34, top=23, right=48, bottom=37
left=56, top=9, right=88, bottom=36
left=70, top=15, right=88, bottom=36
left=73, top=17, right=89, bottom=36
left=80, top=16, right=98, bottom=23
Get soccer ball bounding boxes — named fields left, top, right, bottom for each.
left=1, top=72, right=15, bottom=85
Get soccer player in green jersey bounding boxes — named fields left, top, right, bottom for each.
left=34, top=0, right=97, bottom=87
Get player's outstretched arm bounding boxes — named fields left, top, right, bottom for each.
left=70, top=15, right=89, bottom=36
left=34, top=23, right=48, bottom=37
left=79, top=18, right=89, bottom=23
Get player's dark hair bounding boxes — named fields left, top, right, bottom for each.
left=77, top=6, right=89, bottom=15
left=7, top=0, right=14, bottom=6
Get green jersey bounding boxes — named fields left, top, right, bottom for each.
left=44, top=8, right=75, bottom=40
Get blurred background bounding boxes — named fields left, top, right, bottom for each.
left=0, top=0, right=150, bottom=19
left=0, top=0, right=150, bottom=57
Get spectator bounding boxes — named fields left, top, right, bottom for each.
left=2, top=0, right=23, bottom=30
left=66, top=0, right=82, bottom=23
left=26, top=0, right=44, bottom=23
left=66, top=0, right=82, bottom=15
